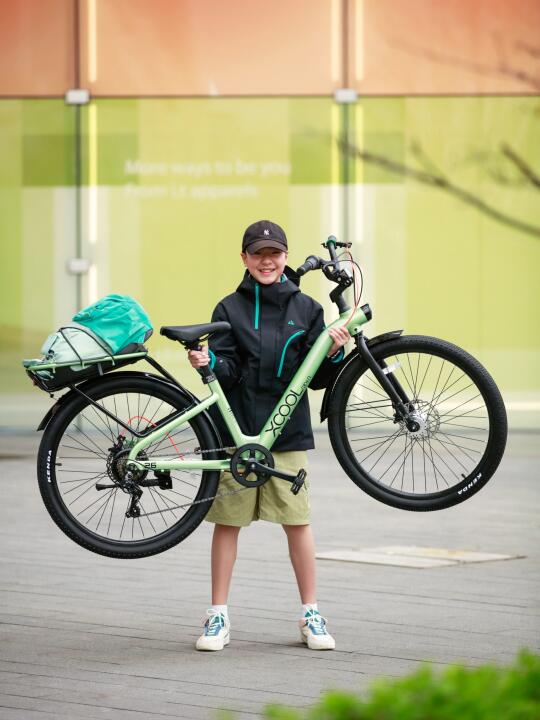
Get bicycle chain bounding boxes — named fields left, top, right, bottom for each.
left=134, top=444, right=258, bottom=519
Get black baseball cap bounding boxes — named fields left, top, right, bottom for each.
left=242, top=220, right=288, bottom=254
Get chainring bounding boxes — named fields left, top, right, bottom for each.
left=230, top=444, right=274, bottom=488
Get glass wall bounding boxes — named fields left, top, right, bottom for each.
left=1, top=0, right=539, bottom=428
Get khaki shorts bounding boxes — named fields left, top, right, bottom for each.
left=205, top=450, right=309, bottom=527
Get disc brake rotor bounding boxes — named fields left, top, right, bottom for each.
left=400, top=399, right=441, bottom=439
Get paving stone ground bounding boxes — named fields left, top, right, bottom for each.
left=0, top=429, right=539, bottom=719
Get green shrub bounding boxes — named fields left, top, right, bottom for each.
left=262, top=650, right=540, bottom=720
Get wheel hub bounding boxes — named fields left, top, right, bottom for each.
left=107, top=446, right=148, bottom=486
left=400, top=400, right=440, bottom=439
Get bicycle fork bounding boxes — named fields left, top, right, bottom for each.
left=354, top=333, right=420, bottom=432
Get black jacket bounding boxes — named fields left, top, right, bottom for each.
left=208, top=266, right=345, bottom=451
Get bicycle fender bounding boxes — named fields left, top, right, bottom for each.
left=319, top=330, right=404, bottom=422
left=37, top=370, right=189, bottom=430
left=36, top=371, right=224, bottom=451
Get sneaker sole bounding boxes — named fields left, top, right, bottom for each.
left=196, top=631, right=230, bottom=651
left=299, top=629, right=335, bottom=651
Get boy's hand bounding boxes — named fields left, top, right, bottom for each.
left=187, top=346, right=210, bottom=369
left=327, top=326, right=351, bottom=358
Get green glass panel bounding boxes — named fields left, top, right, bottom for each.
left=0, top=100, right=77, bottom=417
left=1, top=96, right=539, bottom=430
left=358, top=96, right=540, bottom=407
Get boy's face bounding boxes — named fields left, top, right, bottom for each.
left=241, top=247, right=288, bottom=285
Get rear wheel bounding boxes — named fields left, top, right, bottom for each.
left=37, top=374, right=220, bottom=557
left=328, top=335, right=507, bottom=511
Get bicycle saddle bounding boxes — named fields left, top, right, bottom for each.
left=160, top=321, right=231, bottom=344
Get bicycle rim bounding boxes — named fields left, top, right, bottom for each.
left=336, top=337, right=506, bottom=505
left=42, top=380, right=215, bottom=548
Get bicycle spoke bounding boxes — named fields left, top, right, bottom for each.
left=60, top=471, right=107, bottom=486
left=136, top=393, right=142, bottom=433
left=366, top=430, right=404, bottom=473
left=88, top=401, right=116, bottom=444
left=107, top=487, right=117, bottom=536
left=94, top=488, right=116, bottom=533
left=138, top=500, right=157, bottom=533
left=440, top=421, right=487, bottom=431
left=422, top=438, right=459, bottom=482
left=79, top=411, right=115, bottom=446
left=353, top=430, right=404, bottom=459
left=146, top=488, right=171, bottom=528
left=437, top=398, right=484, bottom=420
left=347, top=417, right=397, bottom=430
left=63, top=433, right=107, bottom=459
left=399, top=354, right=418, bottom=400
left=430, top=434, right=473, bottom=470
left=416, top=354, right=433, bottom=400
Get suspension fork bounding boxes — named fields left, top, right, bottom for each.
left=355, top=333, right=419, bottom=431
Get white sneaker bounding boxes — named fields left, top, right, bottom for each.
left=299, top=609, right=335, bottom=650
left=195, top=610, right=230, bottom=651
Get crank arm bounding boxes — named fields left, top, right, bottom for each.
left=246, top=461, right=307, bottom=495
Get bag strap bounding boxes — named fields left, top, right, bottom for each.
left=58, top=326, right=115, bottom=365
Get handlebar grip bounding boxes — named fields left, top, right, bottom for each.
left=326, top=236, right=338, bottom=263
left=296, top=255, right=323, bottom=276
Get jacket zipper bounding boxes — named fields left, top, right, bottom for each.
left=254, top=283, right=260, bottom=330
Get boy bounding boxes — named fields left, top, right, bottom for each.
left=188, top=220, right=350, bottom=652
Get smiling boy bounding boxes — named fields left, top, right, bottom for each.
left=188, top=220, right=350, bottom=651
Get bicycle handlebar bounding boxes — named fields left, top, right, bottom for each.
left=296, top=255, right=324, bottom=276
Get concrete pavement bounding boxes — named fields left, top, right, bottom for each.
left=0, top=430, right=539, bottom=719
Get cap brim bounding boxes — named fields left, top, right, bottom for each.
left=244, top=239, right=287, bottom=254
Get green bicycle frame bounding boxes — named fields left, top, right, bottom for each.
left=126, top=306, right=370, bottom=474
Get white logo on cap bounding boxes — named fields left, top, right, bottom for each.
left=263, top=229, right=270, bottom=235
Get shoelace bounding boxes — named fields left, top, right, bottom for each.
left=303, top=610, right=329, bottom=636
left=203, top=610, right=227, bottom=637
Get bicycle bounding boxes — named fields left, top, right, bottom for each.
left=23, top=237, right=508, bottom=559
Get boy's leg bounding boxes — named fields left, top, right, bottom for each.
left=282, top=523, right=316, bottom=603
left=196, top=523, right=240, bottom=651
left=283, top=523, right=335, bottom=650
left=211, top=523, right=241, bottom=604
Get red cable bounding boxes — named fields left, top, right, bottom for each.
left=127, top=415, right=185, bottom=459
left=343, top=250, right=362, bottom=327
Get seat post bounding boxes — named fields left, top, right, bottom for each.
left=198, top=365, right=216, bottom=384
left=187, top=341, right=216, bottom=385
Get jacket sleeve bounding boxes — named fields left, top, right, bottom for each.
left=305, top=302, right=346, bottom=390
left=208, top=302, right=242, bottom=390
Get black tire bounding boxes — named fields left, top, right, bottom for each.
left=37, top=374, right=220, bottom=558
left=328, top=335, right=507, bottom=511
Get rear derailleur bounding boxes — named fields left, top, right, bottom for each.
left=95, top=434, right=173, bottom=518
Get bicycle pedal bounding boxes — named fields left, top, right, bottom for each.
left=290, top=469, right=307, bottom=495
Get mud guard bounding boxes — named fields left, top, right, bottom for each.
left=319, top=330, right=404, bottom=422
left=36, top=370, right=224, bottom=452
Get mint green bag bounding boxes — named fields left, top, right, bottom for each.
left=73, top=294, right=153, bottom=353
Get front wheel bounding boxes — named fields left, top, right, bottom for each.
left=37, top=374, right=220, bottom=558
left=328, top=335, right=507, bottom=511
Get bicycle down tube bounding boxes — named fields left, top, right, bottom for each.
left=126, top=305, right=371, bottom=474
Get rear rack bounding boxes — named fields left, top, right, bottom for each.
left=22, top=351, right=148, bottom=393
